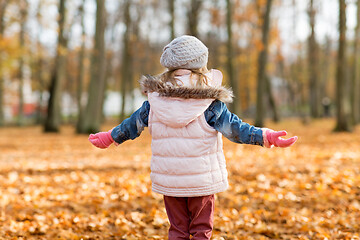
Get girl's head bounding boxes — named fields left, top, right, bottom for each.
left=160, top=35, right=208, bottom=70
left=159, top=35, right=209, bottom=86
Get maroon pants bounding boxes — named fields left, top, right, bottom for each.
left=163, top=195, right=215, bottom=240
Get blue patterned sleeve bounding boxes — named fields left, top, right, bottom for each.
left=111, top=101, right=150, bottom=144
left=204, top=100, right=264, bottom=146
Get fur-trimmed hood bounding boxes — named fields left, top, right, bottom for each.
left=141, top=69, right=233, bottom=128
left=139, top=73, right=233, bottom=103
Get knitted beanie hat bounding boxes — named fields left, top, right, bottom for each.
left=160, top=35, right=208, bottom=70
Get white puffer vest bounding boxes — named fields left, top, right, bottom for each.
left=145, top=69, right=232, bottom=197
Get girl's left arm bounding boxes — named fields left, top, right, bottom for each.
left=204, top=100, right=297, bottom=147
left=205, top=100, right=263, bottom=146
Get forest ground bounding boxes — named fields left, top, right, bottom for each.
left=0, top=119, right=360, bottom=239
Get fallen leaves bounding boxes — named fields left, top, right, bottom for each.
left=0, top=119, right=360, bottom=239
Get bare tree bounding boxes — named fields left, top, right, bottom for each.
left=44, top=0, right=67, bottom=132
left=168, top=0, right=175, bottom=40
left=187, top=0, right=202, bottom=37
left=78, top=0, right=107, bottom=133
left=255, top=0, right=273, bottom=127
left=76, top=0, right=86, bottom=132
left=34, top=0, right=46, bottom=124
left=17, top=0, right=28, bottom=126
left=120, top=0, right=132, bottom=122
left=226, top=0, right=240, bottom=115
left=266, top=76, right=279, bottom=122
left=308, top=0, right=321, bottom=118
left=334, top=0, right=352, bottom=131
left=0, top=0, right=10, bottom=126
left=352, top=0, right=360, bottom=124
left=319, top=36, right=332, bottom=117
left=289, top=0, right=304, bottom=116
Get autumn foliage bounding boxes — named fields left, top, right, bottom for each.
left=0, top=119, right=360, bottom=239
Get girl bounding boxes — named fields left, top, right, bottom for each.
left=89, top=35, right=297, bottom=240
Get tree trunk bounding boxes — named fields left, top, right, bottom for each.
left=35, top=50, right=45, bottom=124
left=76, top=0, right=86, bottom=133
left=168, top=0, right=175, bottom=40
left=0, top=0, right=10, bottom=126
left=226, top=0, right=240, bottom=115
left=320, top=36, right=331, bottom=117
left=265, top=76, right=279, bottom=122
left=308, top=0, right=321, bottom=118
left=35, top=0, right=45, bottom=124
left=120, top=0, right=132, bottom=122
left=187, top=0, right=202, bottom=37
left=352, top=0, right=360, bottom=124
left=79, top=0, right=107, bottom=133
left=290, top=0, right=303, bottom=116
left=44, top=0, right=67, bottom=132
left=273, top=47, right=284, bottom=122
left=18, top=0, right=28, bottom=126
left=334, top=0, right=352, bottom=132
left=255, top=0, right=273, bottom=127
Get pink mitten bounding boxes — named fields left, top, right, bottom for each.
left=263, top=128, right=298, bottom=148
left=88, top=130, right=114, bottom=149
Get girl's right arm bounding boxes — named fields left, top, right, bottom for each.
left=111, top=101, right=150, bottom=144
left=89, top=101, right=150, bottom=149
left=205, top=100, right=263, bottom=146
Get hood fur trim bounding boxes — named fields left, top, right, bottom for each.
left=140, top=75, right=233, bottom=103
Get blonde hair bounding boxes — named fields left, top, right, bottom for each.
left=159, top=67, right=210, bottom=87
